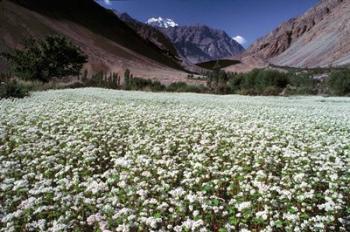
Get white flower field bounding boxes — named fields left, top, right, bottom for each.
left=0, top=88, right=349, bottom=232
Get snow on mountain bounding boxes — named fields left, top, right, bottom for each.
left=232, top=35, right=247, bottom=45
left=161, top=26, right=245, bottom=63
left=146, top=17, right=178, bottom=28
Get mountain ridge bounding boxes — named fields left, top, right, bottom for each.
left=118, top=13, right=205, bottom=73
left=146, top=17, right=179, bottom=28
left=159, top=24, right=245, bottom=64
left=0, top=0, right=191, bottom=83
left=245, top=0, right=350, bottom=68
left=117, top=12, right=180, bottom=62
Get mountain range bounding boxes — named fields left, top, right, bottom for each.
left=158, top=25, right=245, bottom=64
left=0, top=0, right=350, bottom=83
left=143, top=17, right=245, bottom=64
left=119, top=15, right=245, bottom=64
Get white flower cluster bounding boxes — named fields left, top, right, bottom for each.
left=0, top=88, right=349, bottom=231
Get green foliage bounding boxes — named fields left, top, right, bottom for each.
left=1, top=35, right=87, bottom=82
left=225, top=69, right=289, bottom=95
left=0, top=79, right=29, bottom=99
left=225, top=68, right=350, bottom=96
left=85, top=72, right=121, bottom=89
left=207, top=70, right=229, bottom=94
left=285, top=73, right=319, bottom=95
left=237, top=69, right=288, bottom=95
left=167, top=82, right=208, bottom=93
left=124, top=69, right=131, bottom=86
left=328, top=70, right=350, bottom=96
left=124, top=70, right=165, bottom=91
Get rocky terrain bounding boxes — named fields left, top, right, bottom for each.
left=117, top=13, right=180, bottom=62
left=145, top=18, right=245, bottom=64
left=0, top=0, right=189, bottom=83
left=246, top=0, right=350, bottom=68
left=117, top=13, right=204, bottom=73
left=161, top=25, right=245, bottom=64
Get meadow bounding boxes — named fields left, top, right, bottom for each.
left=0, top=88, right=349, bottom=231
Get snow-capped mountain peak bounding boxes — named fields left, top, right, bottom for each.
left=146, top=17, right=178, bottom=28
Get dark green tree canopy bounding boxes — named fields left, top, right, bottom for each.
left=1, top=35, right=87, bottom=82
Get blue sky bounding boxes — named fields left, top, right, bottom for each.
left=98, top=0, right=318, bottom=47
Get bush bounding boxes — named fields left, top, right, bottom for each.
left=124, top=72, right=166, bottom=92
left=167, top=82, right=208, bottom=93
left=228, top=69, right=288, bottom=95
left=256, top=70, right=288, bottom=90
left=1, top=35, right=87, bottom=82
left=238, top=88, right=257, bottom=96
left=84, top=72, right=121, bottom=89
left=287, top=73, right=319, bottom=95
left=167, top=82, right=189, bottom=92
left=328, top=70, right=350, bottom=96
left=207, top=70, right=229, bottom=94
left=0, top=79, right=29, bottom=99
left=262, top=86, right=282, bottom=96
left=227, top=74, right=243, bottom=94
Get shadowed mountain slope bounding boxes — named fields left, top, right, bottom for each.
left=117, top=12, right=180, bottom=62
left=0, top=0, right=189, bottom=82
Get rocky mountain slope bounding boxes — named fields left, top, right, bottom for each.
left=246, top=0, right=350, bottom=68
left=163, top=25, right=245, bottom=64
left=146, top=18, right=244, bottom=64
left=117, top=13, right=180, bottom=62
left=0, top=0, right=189, bottom=83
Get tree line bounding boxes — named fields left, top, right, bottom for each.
left=1, top=35, right=350, bottom=98
left=205, top=64, right=350, bottom=96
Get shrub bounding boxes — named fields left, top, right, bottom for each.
left=328, top=70, right=350, bottom=96
left=0, top=79, right=29, bottom=99
left=262, top=86, right=282, bottom=96
left=167, top=82, right=207, bottom=93
left=167, top=82, right=189, bottom=92
left=287, top=73, right=319, bottom=95
left=207, top=70, right=229, bottom=94
left=84, top=72, right=121, bottom=89
left=239, top=69, right=259, bottom=91
left=124, top=72, right=166, bottom=92
left=238, top=88, right=257, bottom=96
left=1, top=35, right=87, bottom=82
left=229, top=69, right=288, bottom=95
left=227, top=74, right=243, bottom=94
left=256, top=70, right=288, bottom=90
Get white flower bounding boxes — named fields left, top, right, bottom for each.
left=169, top=187, right=186, bottom=198
left=86, top=181, right=107, bottom=194
left=256, top=210, right=268, bottom=220
left=1, top=88, right=349, bottom=231
left=237, top=201, right=251, bottom=211
left=114, top=157, right=131, bottom=168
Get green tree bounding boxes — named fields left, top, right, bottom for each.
left=328, top=70, right=350, bottom=96
left=124, top=69, right=131, bottom=89
left=1, top=35, right=87, bottom=82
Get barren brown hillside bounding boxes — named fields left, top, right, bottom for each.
left=244, top=0, right=350, bottom=68
left=0, top=0, right=191, bottom=83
